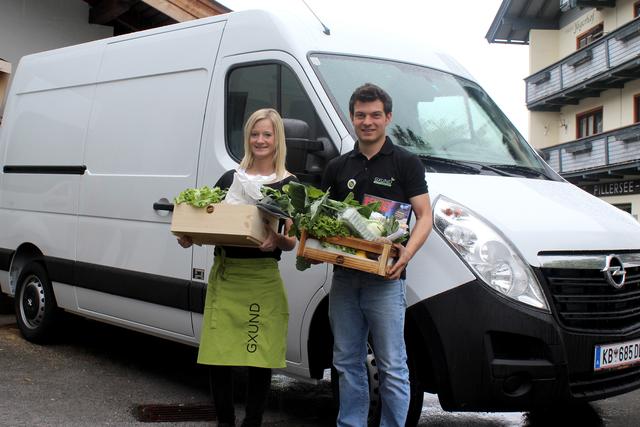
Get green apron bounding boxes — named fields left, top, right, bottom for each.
left=197, top=251, right=289, bottom=368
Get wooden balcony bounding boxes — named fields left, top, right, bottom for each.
left=526, top=17, right=640, bottom=111
left=540, top=122, right=640, bottom=184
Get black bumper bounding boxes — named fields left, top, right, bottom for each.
left=407, top=279, right=640, bottom=411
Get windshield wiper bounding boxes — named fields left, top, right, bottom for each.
left=487, top=164, right=552, bottom=180
left=418, top=155, right=481, bottom=174
left=418, top=155, right=516, bottom=177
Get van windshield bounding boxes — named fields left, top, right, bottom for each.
left=310, top=54, right=554, bottom=179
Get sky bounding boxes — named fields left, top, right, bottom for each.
left=219, top=0, right=531, bottom=137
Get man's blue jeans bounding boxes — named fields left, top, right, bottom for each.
left=329, top=268, right=409, bottom=427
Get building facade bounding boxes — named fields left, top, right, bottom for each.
left=0, top=0, right=230, bottom=123
left=0, top=1, right=113, bottom=121
left=488, top=0, right=640, bottom=219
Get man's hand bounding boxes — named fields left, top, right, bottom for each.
left=386, top=243, right=411, bottom=279
left=385, top=193, right=432, bottom=280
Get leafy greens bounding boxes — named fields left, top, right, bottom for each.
left=174, top=186, right=227, bottom=207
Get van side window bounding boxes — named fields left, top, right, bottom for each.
left=226, top=63, right=336, bottom=183
left=227, top=64, right=278, bottom=156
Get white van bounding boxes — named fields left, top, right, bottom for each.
left=2, top=7, right=640, bottom=424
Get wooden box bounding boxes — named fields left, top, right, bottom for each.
left=297, top=229, right=398, bottom=277
left=171, top=203, right=278, bottom=247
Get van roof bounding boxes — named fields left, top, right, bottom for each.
left=219, top=8, right=475, bottom=81
left=22, top=7, right=474, bottom=78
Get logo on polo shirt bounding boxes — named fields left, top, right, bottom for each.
left=373, top=177, right=395, bottom=187
left=347, top=179, right=356, bottom=190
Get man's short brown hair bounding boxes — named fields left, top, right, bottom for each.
left=349, top=83, right=393, bottom=116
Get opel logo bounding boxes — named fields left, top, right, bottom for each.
left=601, top=255, right=626, bottom=289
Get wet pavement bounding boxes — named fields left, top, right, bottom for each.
left=1, top=311, right=639, bottom=426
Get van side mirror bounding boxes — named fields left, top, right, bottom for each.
left=283, top=118, right=324, bottom=184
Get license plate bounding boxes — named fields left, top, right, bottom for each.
left=594, top=338, right=640, bottom=371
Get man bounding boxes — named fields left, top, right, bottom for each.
left=321, top=83, right=432, bottom=427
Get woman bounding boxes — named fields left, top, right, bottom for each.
left=177, top=108, right=297, bottom=427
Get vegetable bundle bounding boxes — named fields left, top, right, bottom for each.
left=261, top=181, right=406, bottom=243
left=174, top=182, right=407, bottom=271
left=260, top=182, right=407, bottom=271
left=174, top=186, right=227, bottom=207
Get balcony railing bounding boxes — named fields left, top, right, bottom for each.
left=526, top=17, right=640, bottom=111
left=540, top=122, right=640, bottom=175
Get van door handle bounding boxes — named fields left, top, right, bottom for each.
left=153, top=201, right=174, bottom=212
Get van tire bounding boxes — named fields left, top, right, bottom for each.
left=14, top=262, right=59, bottom=343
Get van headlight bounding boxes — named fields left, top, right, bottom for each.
left=434, top=196, right=549, bottom=311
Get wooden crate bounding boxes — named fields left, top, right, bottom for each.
left=171, top=203, right=278, bottom=247
left=297, top=229, right=398, bottom=277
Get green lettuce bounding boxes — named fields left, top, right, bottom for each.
left=174, top=186, right=227, bottom=207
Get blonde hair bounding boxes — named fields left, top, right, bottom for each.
left=239, top=108, right=288, bottom=180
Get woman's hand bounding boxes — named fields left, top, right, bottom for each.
left=259, top=225, right=280, bottom=252
left=259, top=219, right=297, bottom=252
left=177, top=235, right=193, bottom=248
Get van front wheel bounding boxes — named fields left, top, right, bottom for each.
left=15, top=262, right=59, bottom=343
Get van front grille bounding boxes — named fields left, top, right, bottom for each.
left=540, top=261, right=640, bottom=332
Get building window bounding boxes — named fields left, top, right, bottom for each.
left=635, top=1, right=640, bottom=18
left=576, top=107, right=603, bottom=139
left=635, top=94, right=640, bottom=123
left=577, top=23, right=604, bottom=49
left=613, top=203, right=632, bottom=214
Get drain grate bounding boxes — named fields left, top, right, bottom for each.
left=134, top=403, right=216, bottom=422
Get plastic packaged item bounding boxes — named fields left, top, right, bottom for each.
left=224, top=169, right=276, bottom=205
left=339, top=207, right=380, bottom=241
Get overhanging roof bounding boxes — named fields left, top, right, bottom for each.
left=83, top=0, right=231, bottom=35
left=486, top=0, right=560, bottom=44
left=0, top=59, right=11, bottom=74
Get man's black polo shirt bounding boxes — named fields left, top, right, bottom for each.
left=321, top=136, right=428, bottom=209
left=320, top=136, right=428, bottom=279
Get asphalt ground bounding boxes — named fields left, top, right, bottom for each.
left=2, top=308, right=640, bottom=426
left=0, top=310, right=337, bottom=427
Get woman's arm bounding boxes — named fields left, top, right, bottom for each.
left=259, top=218, right=297, bottom=252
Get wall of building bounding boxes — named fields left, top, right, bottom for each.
left=0, top=1, right=112, bottom=65
left=0, top=1, right=112, bottom=116
left=529, top=1, right=640, bottom=146
left=526, top=2, right=640, bottom=219
left=612, top=0, right=640, bottom=29
left=621, top=79, right=640, bottom=123
left=529, top=29, right=559, bottom=73
left=599, top=193, right=640, bottom=220
left=0, top=59, right=11, bottom=125
left=529, top=111, right=561, bottom=149
left=553, top=75, right=640, bottom=145
left=557, top=89, right=622, bottom=143
left=558, top=8, right=606, bottom=57
left=523, top=1, right=639, bottom=77
left=557, top=1, right=639, bottom=58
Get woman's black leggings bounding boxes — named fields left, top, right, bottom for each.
left=210, top=365, right=272, bottom=427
